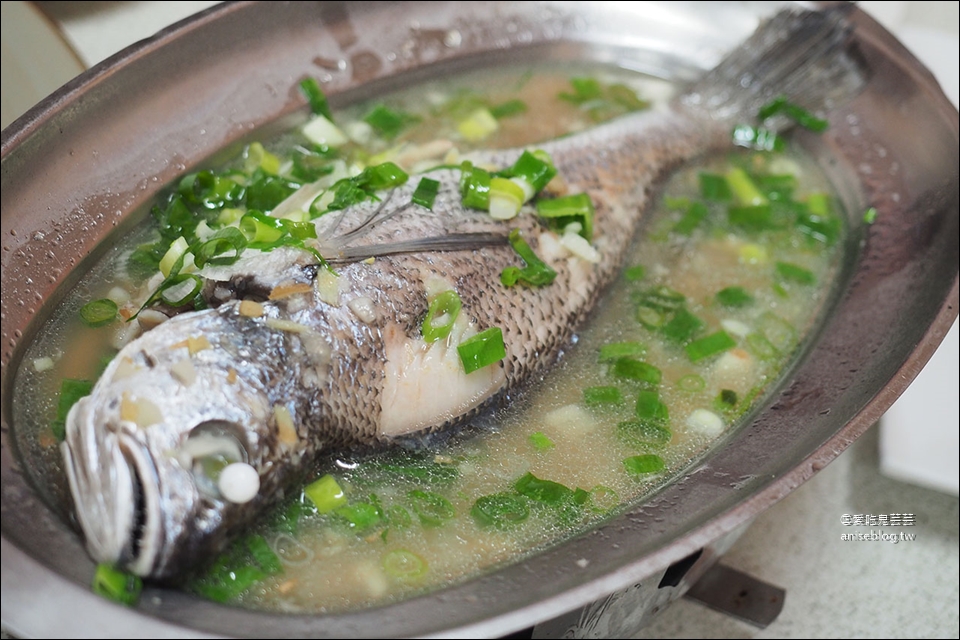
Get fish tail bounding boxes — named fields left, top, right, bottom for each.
left=681, top=4, right=866, bottom=127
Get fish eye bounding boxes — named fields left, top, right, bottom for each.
left=181, top=420, right=249, bottom=499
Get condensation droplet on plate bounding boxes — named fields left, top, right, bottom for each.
left=858, top=163, right=872, bottom=174
left=891, top=192, right=900, bottom=203
left=32, top=231, right=45, bottom=241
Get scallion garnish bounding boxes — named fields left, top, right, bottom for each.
left=408, top=490, right=455, bottom=527
left=336, top=500, right=382, bottom=531
left=411, top=177, right=440, bottom=210
left=193, top=227, right=247, bottom=268
left=471, top=493, right=530, bottom=528
left=635, top=389, right=669, bottom=422
left=583, top=385, right=623, bottom=406
left=52, top=378, right=94, bottom=441
left=489, top=99, right=527, bottom=119
left=716, top=286, right=754, bottom=308
left=623, top=454, right=665, bottom=475
left=457, top=108, right=499, bottom=142
left=299, top=77, right=334, bottom=121
left=92, top=563, right=142, bottom=606
left=422, top=290, right=461, bottom=342
left=676, top=374, right=706, bottom=392
left=459, top=161, right=491, bottom=210
left=528, top=431, right=555, bottom=451
left=240, top=210, right=285, bottom=246
left=79, top=298, right=118, bottom=328
left=304, top=474, right=347, bottom=514
left=728, top=204, right=774, bottom=231
left=612, top=358, right=662, bottom=385
left=660, top=307, right=705, bottom=344
left=382, top=549, right=428, bottom=579
left=775, top=261, right=816, bottom=286
left=364, top=104, right=418, bottom=140
left=623, top=265, right=645, bottom=281
left=537, top=192, right=594, bottom=240
left=672, top=201, right=709, bottom=235
left=503, top=150, right=557, bottom=197
left=757, top=95, right=829, bottom=132
left=863, top=207, right=878, bottom=224
left=596, top=342, right=643, bottom=363
left=685, top=330, right=737, bottom=362
left=699, top=172, right=732, bottom=200
left=500, top=229, right=557, bottom=287
left=616, top=420, right=671, bottom=447
left=731, top=124, right=785, bottom=152
left=488, top=177, right=526, bottom=220
left=457, top=326, right=506, bottom=374
left=714, top=389, right=739, bottom=413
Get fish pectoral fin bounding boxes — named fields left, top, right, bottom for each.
left=379, top=323, right=506, bottom=438
left=326, top=232, right=509, bottom=263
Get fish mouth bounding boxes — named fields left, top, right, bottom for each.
left=61, top=398, right=163, bottom=577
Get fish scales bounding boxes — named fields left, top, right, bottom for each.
left=60, top=6, right=863, bottom=579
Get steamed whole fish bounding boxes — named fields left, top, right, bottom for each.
left=61, top=7, right=863, bottom=579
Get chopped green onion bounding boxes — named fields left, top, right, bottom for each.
left=386, top=504, right=413, bottom=529
left=863, top=207, right=878, bottom=224
left=633, top=285, right=686, bottom=311
left=637, top=305, right=667, bottom=329
left=528, top=431, right=555, bottom=451
left=558, top=77, right=603, bottom=104
left=459, top=161, right=491, bottom=210
left=304, top=474, right=347, bottom=514
left=716, top=286, right=754, bottom=308
left=775, top=261, right=816, bottom=285
left=488, top=177, right=525, bottom=220
left=302, top=114, right=348, bottom=147
left=240, top=211, right=285, bottom=246
left=728, top=204, right=774, bottom=231
left=92, top=563, right=142, bottom=606
left=457, top=326, right=506, bottom=374
left=588, top=485, right=620, bottom=513
left=411, top=177, right=440, bottom=210
left=714, top=389, right=739, bottom=412
left=514, top=472, right=574, bottom=505
left=685, top=330, right=737, bottom=362
left=299, top=77, right=334, bottom=121
left=243, top=141, right=281, bottom=175
left=606, top=83, right=650, bottom=111
left=623, top=264, right=645, bottom=281
left=635, top=390, right=669, bottom=422
left=193, top=227, right=247, bottom=268
left=194, top=563, right=265, bottom=603
left=246, top=534, right=283, bottom=575
left=537, top=192, right=594, bottom=240
left=504, top=150, right=557, bottom=196
left=51, top=379, right=94, bottom=441
left=336, top=501, right=382, bottom=531
left=471, top=493, right=530, bottom=528
left=382, top=549, right=428, bottom=579
left=408, top=489, right=455, bottom=527
left=672, top=201, right=709, bottom=235
left=731, top=124, right=785, bottom=152
left=757, top=312, right=798, bottom=354
left=159, top=236, right=190, bottom=277
left=616, top=420, right=672, bottom=447
left=363, top=162, right=409, bottom=191
left=612, top=358, right=662, bottom=385
left=699, top=172, right=732, bottom=200
left=157, top=273, right=204, bottom=307
left=598, top=341, right=646, bottom=362
left=726, top=167, right=768, bottom=206
left=80, top=298, right=118, bottom=327
left=364, top=104, right=418, bottom=140
left=500, top=228, right=557, bottom=287
left=757, top=95, right=829, bottom=132
left=676, top=374, right=706, bottom=392
left=661, top=307, right=705, bottom=344
left=623, top=454, right=665, bottom=475
left=178, top=171, right=243, bottom=210
left=457, top=108, right=499, bottom=142
left=422, top=290, right=461, bottom=342
left=490, top=99, right=527, bottom=119
left=583, top=385, right=624, bottom=406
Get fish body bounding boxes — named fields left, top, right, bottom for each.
left=61, top=6, right=862, bottom=579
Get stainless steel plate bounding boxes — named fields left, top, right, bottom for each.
left=2, top=2, right=957, bottom=637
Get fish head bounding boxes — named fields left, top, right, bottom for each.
left=61, top=305, right=307, bottom=579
